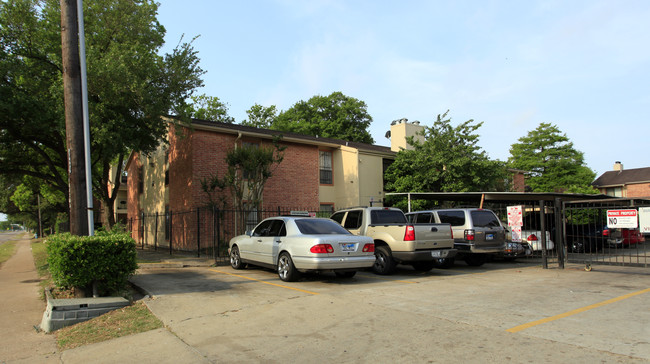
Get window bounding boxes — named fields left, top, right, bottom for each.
left=296, top=219, right=351, bottom=235
left=415, top=213, right=433, bottom=224
left=370, top=210, right=407, bottom=224
left=344, top=210, right=363, bottom=229
left=437, top=211, right=466, bottom=227
left=470, top=211, right=501, bottom=228
left=319, top=204, right=334, bottom=218
left=165, top=169, right=169, bottom=186
left=138, top=167, right=143, bottom=194
left=319, top=151, right=333, bottom=184
left=606, top=187, right=622, bottom=197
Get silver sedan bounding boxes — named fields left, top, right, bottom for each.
left=229, top=217, right=376, bottom=282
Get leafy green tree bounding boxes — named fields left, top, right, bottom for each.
left=385, top=111, right=508, bottom=211
left=508, top=123, right=595, bottom=192
left=272, top=92, right=374, bottom=144
left=185, top=94, right=235, bottom=123
left=0, top=0, right=205, bottom=229
left=242, top=104, right=277, bottom=129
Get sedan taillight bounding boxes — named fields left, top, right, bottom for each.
left=527, top=234, right=538, bottom=241
left=362, top=243, right=375, bottom=252
left=310, top=244, right=334, bottom=254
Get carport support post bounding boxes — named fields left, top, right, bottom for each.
left=540, top=200, right=547, bottom=269
left=555, top=198, right=565, bottom=269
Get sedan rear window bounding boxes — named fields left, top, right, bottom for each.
left=295, top=219, right=351, bottom=235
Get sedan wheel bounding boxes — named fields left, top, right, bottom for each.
left=373, top=246, right=396, bottom=275
left=230, top=246, right=244, bottom=269
left=277, top=252, right=300, bottom=282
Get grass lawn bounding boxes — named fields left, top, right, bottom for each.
left=55, top=301, right=163, bottom=350
left=0, top=240, right=18, bottom=266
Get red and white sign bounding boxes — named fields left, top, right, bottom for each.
left=510, top=226, right=522, bottom=243
left=607, top=209, right=638, bottom=229
left=507, top=205, right=523, bottom=227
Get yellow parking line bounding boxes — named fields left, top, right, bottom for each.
left=507, top=287, right=650, bottom=333
left=210, top=269, right=319, bottom=295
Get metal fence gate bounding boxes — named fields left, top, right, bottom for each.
left=563, top=198, right=649, bottom=268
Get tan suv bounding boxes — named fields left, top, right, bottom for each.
left=406, top=208, right=506, bottom=267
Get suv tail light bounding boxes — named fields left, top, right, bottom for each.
left=310, top=244, right=334, bottom=253
left=527, top=234, right=538, bottom=241
left=404, top=225, right=416, bottom=241
left=362, top=243, right=375, bottom=252
left=464, top=229, right=475, bottom=241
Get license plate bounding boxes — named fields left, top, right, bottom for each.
left=431, top=250, right=442, bottom=257
left=340, top=243, right=356, bottom=252
left=486, top=234, right=494, bottom=241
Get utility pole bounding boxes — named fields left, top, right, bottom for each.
left=60, top=0, right=88, bottom=236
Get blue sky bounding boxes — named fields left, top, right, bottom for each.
left=157, top=0, right=650, bottom=178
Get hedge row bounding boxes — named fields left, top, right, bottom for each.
left=46, top=230, right=138, bottom=296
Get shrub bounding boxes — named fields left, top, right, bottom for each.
left=46, top=230, right=138, bottom=296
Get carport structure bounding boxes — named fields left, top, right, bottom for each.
left=386, top=192, right=650, bottom=269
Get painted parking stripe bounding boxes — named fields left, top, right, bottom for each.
left=210, top=269, right=319, bottom=295
left=506, top=287, right=650, bottom=333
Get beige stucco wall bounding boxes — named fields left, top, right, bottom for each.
left=319, top=146, right=388, bottom=210
left=390, top=121, right=425, bottom=152
left=139, top=145, right=169, bottom=245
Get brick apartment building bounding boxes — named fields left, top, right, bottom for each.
left=592, top=161, right=650, bottom=198
left=125, top=118, right=423, bottom=249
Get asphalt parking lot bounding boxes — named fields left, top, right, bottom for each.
left=127, top=259, right=650, bottom=363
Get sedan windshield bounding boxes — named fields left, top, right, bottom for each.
left=295, top=219, right=351, bottom=235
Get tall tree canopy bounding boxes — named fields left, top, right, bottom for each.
left=272, top=92, right=374, bottom=144
left=242, top=104, right=277, bottom=129
left=184, top=94, right=235, bottom=123
left=385, top=111, right=508, bottom=211
left=0, top=0, right=205, bottom=227
left=508, top=123, right=595, bottom=192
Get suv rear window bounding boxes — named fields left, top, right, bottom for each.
left=470, top=211, right=501, bottom=228
left=437, top=210, right=465, bottom=226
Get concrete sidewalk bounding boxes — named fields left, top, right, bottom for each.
left=0, top=234, right=58, bottom=363
left=0, top=234, right=209, bottom=364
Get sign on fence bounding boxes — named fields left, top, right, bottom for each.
left=507, top=205, right=523, bottom=242
left=639, top=207, right=650, bottom=234
left=606, top=209, right=638, bottom=229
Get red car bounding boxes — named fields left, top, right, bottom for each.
left=605, top=228, right=644, bottom=247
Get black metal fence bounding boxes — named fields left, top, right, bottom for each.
left=563, top=199, right=649, bottom=268
left=126, top=206, right=326, bottom=264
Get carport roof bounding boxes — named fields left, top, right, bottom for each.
left=385, top=191, right=618, bottom=204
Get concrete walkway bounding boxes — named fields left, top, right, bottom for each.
left=0, top=233, right=59, bottom=363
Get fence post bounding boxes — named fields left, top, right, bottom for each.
left=540, top=200, right=547, bottom=269
left=216, top=208, right=221, bottom=261
left=154, top=212, right=159, bottom=251
left=212, top=205, right=216, bottom=262
left=197, top=208, right=201, bottom=258
left=555, top=198, right=565, bottom=269
left=141, top=212, right=145, bottom=250
left=169, top=210, right=173, bottom=255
